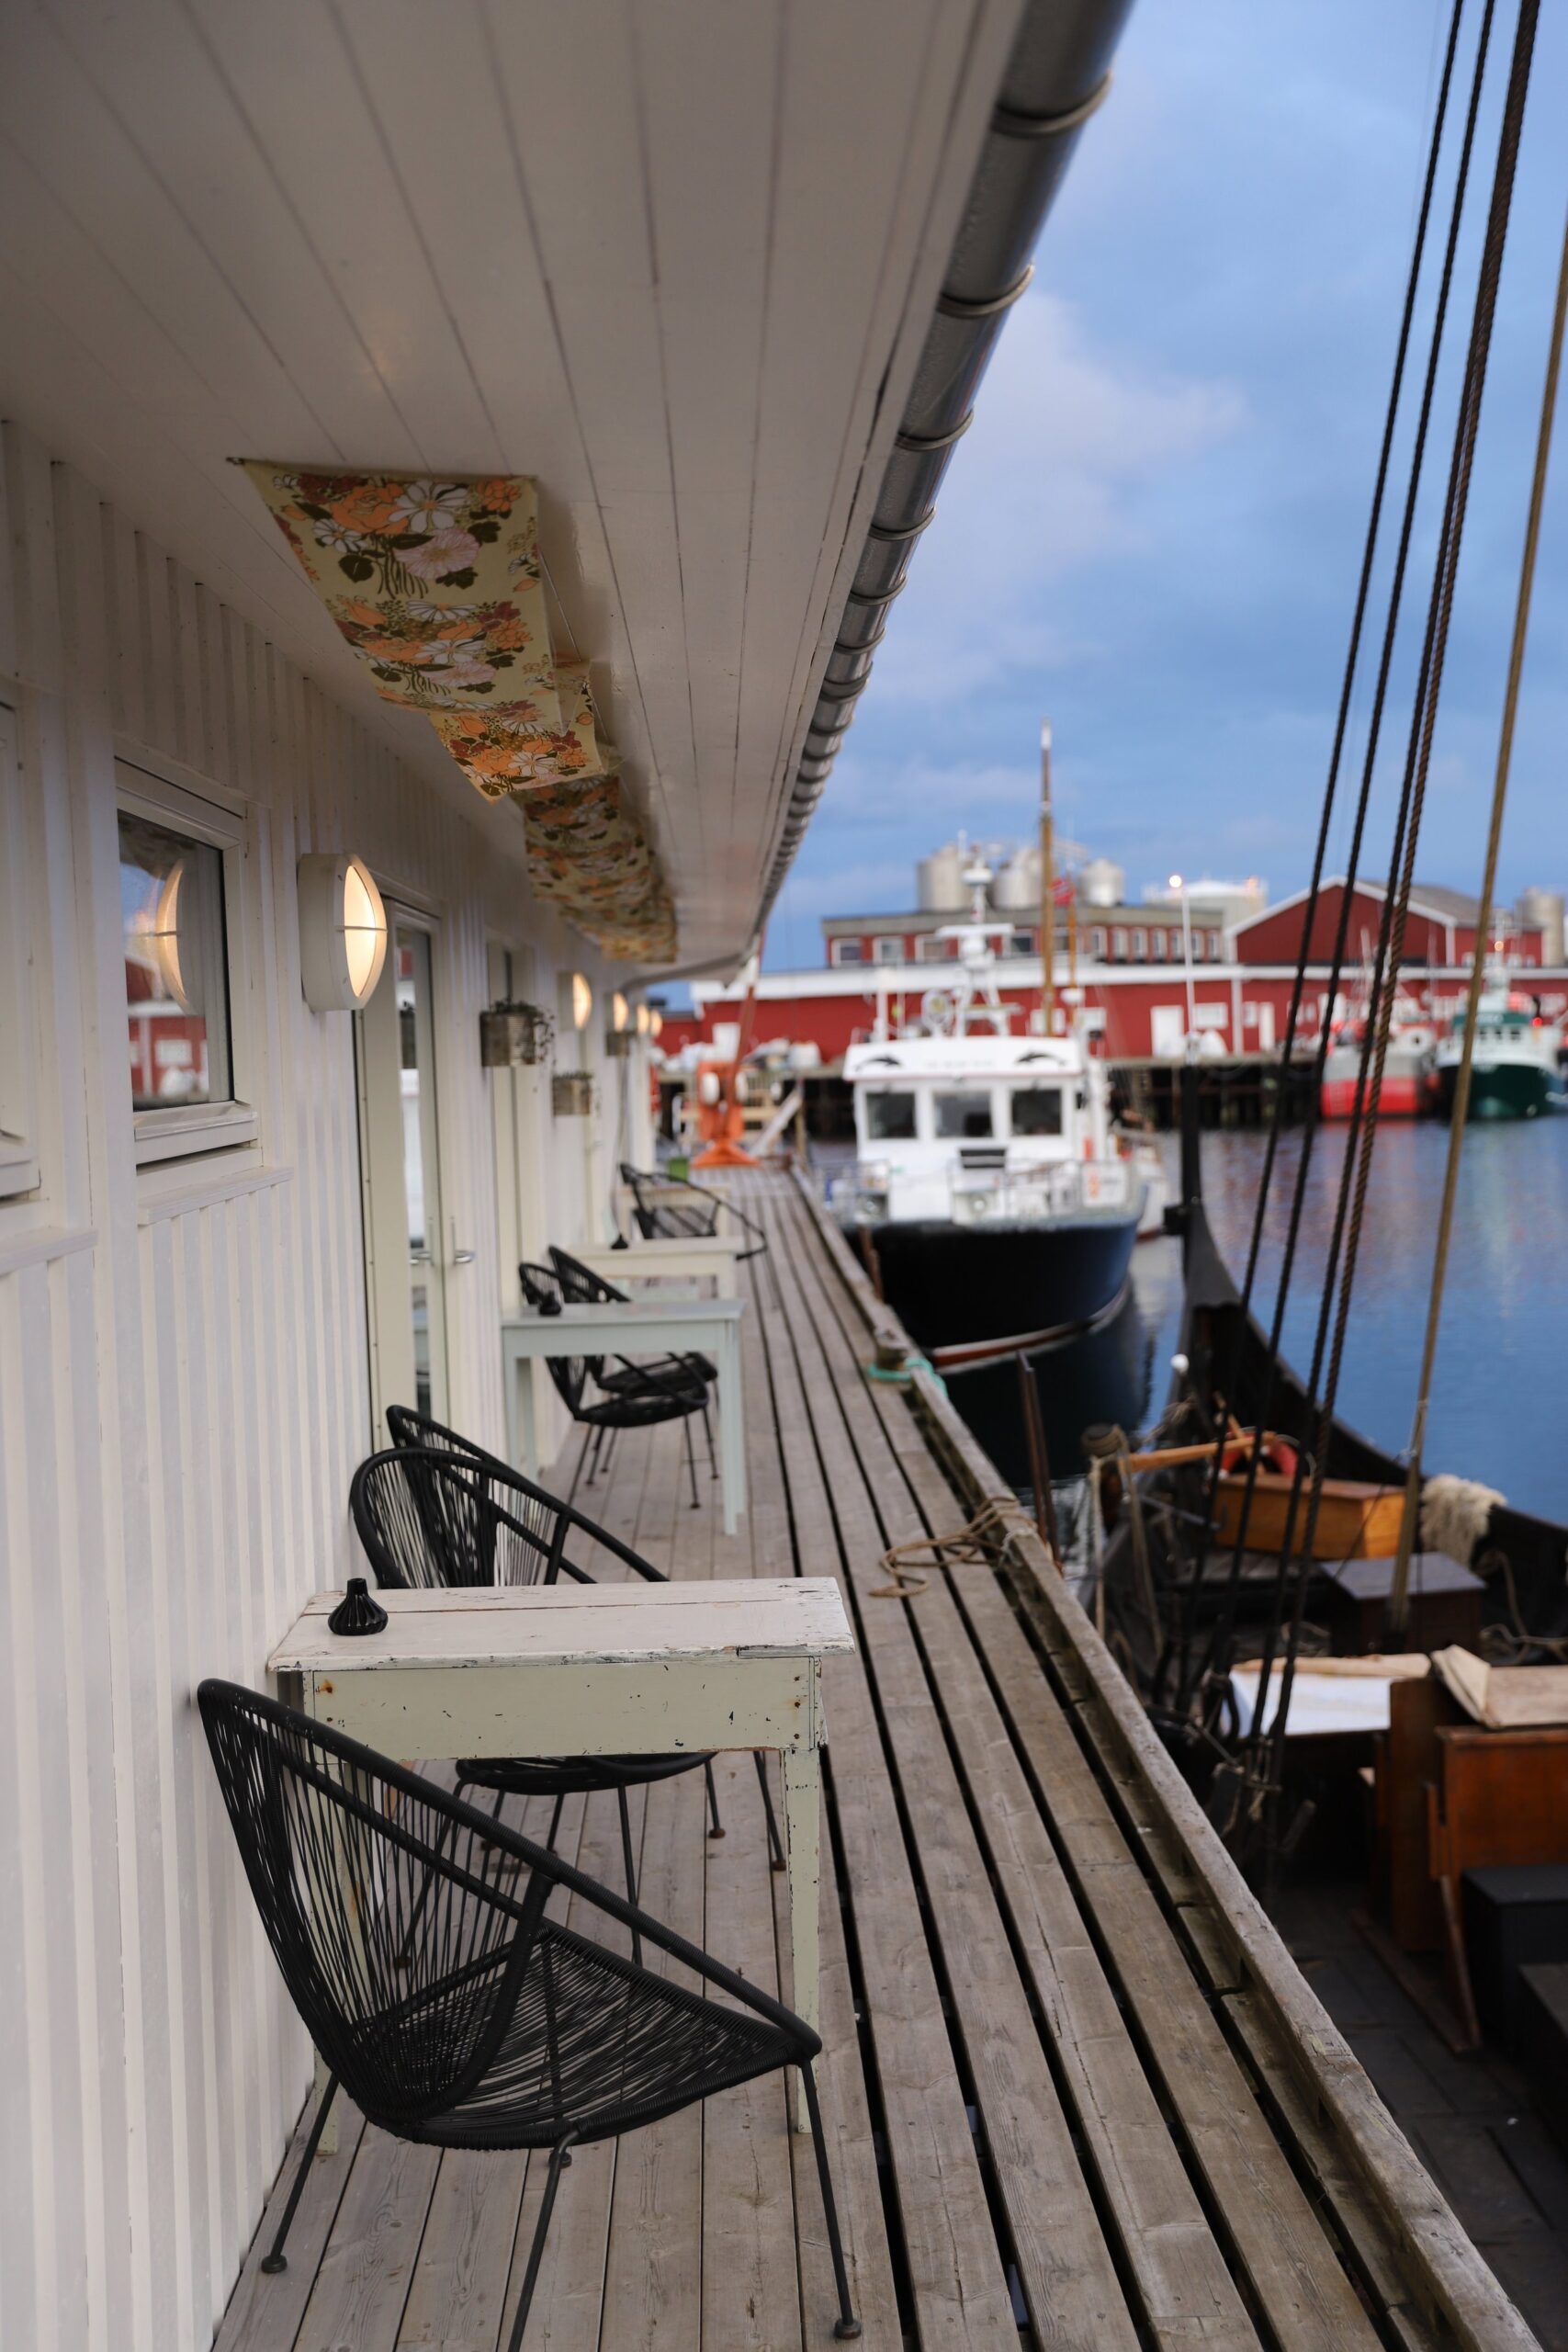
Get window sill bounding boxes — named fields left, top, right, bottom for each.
left=133, top=1102, right=259, bottom=1168
left=136, top=1156, right=293, bottom=1227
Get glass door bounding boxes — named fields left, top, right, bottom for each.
left=357, top=912, right=447, bottom=1439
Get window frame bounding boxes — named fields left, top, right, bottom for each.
left=117, top=760, right=258, bottom=1167
left=829, top=938, right=864, bottom=967
left=0, top=700, right=39, bottom=1199
left=933, top=1089, right=996, bottom=1142
left=1089, top=925, right=1107, bottom=960
left=871, top=935, right=902, bottom=966
left=1111, top=928, right=1128, bottom=959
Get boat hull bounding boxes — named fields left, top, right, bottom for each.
left=863, top=1208, right=1139, bottom=1355
left=1435, top=1058, right=1555, bottom=1120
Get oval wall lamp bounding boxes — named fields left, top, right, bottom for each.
left=635, top=1001, right=651, bottom=1038
left=605, top=989, right=633, bottom=1057
left=298, top=853, right=389, bottom=1011
left=570, top=971, right=593, bottom=1032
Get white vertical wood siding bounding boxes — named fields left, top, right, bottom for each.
left=0, top=421, right=635, bottom=2349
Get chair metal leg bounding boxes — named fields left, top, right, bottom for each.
left=260, top=2073, right=338, bottom=2274
left=682, top=1411, right=700, bottom=1509
left=704, top=1758, right=725, bottom=1838
left=505, top=2131, right=579, bottom=2352
left=801, top=2064, right=861, bottom=2338
left=616, top=1785, right=643, bottom=1967
left=602, top=1426, right=619, bottom=1481
left=701, top=1399, right=717, bottom=1478
left=567, top=1422, right=593, bottom=1504
left=544, top=1791, right=565, bottom=1850
left=754, top=1752, right=786, bottom=1871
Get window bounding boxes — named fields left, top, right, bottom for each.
left=1111, top=928, right=1128, bottom=959
left=1089, top=926, right=1107, bottom=960
left=0, top=704, right=38, bottom=1198
left=864, top=1090, right=917, bottom=1141
left=916, top=933, right=952, bottom=962
left=829, top=938, right=864, bottom=967
left=935, top=1091, right=993, bottom=1139
left=1011, top=930, right=1035, bottom=957
left=872, top=935, right=902, bottom=965
left=1150, top=930, right=1166, bottom=961
left=118, top=765, right=254, bottom=1164
left=1131, top=928, right=1147, bottom=961
left=1011, top=1086, right=1063, bottom=1136
left=1209, top=932, right=1224, bottom=961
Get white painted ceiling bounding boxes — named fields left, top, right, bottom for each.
left=0, top=0, right=1025, bottom=972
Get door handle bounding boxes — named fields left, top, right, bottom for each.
left=453, top=1249, right=477, bottom=1266
left=409, top=1248, right=433, bottom=1264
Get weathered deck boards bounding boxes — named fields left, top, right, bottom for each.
left=217, top=1175, right=1537, bottom=2352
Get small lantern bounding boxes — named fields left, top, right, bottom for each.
left=552, top=1070, right=594, bottom=1116
left=298, top=853, right=389, bottom=1011
left=479, top=1001, right=552, bottom=1067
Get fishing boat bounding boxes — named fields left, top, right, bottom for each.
left=1321, top=997, right=1438, bottom=1117
left=833, top=852, right=1148, bottom=1361
left=1434, top=974, right=1562, bottom=1119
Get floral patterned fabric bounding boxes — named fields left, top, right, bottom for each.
left=243, top=463, right=676, bottom=963
left=429, top=661, right=608, bottom=797
left=242, top=464, right=559, bottom=723
left=521, top=775, right=677, bottom=963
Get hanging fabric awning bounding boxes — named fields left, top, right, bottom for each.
left=242, top=464, right=673, bottom=964
left=519, top=775, right=678, bottom=965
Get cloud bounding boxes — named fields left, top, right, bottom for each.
left=870, top=291, right=1246, bottom=703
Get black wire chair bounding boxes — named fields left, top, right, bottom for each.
left=547, top=1244, right=717, bottom=1488
left=517, top=1259, right=709, bottom=1508
left=619, top=1160, right=768, bottom=1259
left=355, top=1437, right=785, bottom=1882
left=197, top=1681, right=860, bottom=2345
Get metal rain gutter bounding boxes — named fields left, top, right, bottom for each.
left=757, top=0, right=1136, bottom=931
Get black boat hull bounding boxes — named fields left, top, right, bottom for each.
left=863, top=1210, right=1140, bottom=1357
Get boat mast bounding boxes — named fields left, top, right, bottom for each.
left=1039, top=718, right=1055, bottom=1039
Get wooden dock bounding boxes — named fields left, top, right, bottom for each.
left=216, top=1177, right=1537, bottom=2351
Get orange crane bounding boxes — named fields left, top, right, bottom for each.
left=690, top=954, right=761, bottom=1170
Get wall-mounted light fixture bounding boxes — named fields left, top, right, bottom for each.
left=635, top=1001, right=650, bottom=1038
left=605, top=989, right=633, bottom=1056
left=570, top=971, right=593, bottom=1033
left=298, top=853, right=389, bottom=1011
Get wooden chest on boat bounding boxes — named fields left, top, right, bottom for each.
left=1213, top=1472, right=1404, bottom=1560
left=1324, top=1554, right=1484, bottom=1653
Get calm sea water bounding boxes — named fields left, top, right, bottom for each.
left=1134, top=1120, right=1568, bottom=1524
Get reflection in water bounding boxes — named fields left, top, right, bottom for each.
left=1171, top=1123, right=1568, bottom=1522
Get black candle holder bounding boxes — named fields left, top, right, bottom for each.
left=328, top=1576, right=388, bottom=1637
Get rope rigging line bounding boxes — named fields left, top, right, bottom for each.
left=1253, top=0, right=1542, bottom=1836
left=1385, top=194, right=1568, bottom=1636
left=1169, top=0, right=1490, bottom=1714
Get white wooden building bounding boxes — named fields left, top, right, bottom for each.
left=0, top=3, right=1146, bottom=2345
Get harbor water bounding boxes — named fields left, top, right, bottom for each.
left=1135, top=1120, right=1568, bottom=1525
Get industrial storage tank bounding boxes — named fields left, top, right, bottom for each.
left=1517, top=887, right=1565, bottom=965
left=991, top=845, right=1042, bottom=909
left=917, top=843, right=964, bottom=910
left=1080, top=857, right=1126, bottom=908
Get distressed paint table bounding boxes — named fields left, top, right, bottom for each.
left=501, top=1295, right=747, bottom=1532
left=268, top=1577, right=854, bottom=2126
left=568, top=1233, right=745, bottom=1296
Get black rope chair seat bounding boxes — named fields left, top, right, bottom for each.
left=197, top=1682, right=860, bottom=2343
left=517, top=1261, right=715, bottom=1508
left=453, top=1747, right=706, bottom=1801
left=619, top=1160, right=768, bottom=1259
left=547, top=1245, right=717, bottom=1390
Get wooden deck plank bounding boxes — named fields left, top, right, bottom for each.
left=748, top=1214, right=1021, bottom=2342
left=759, top=1192, right=1140, bottom=2351
left=290, top=2123, right=440, bottom=2352
left=944, top=1551, right=1383, bottom=2352
left=215, top=2092, right=367, bottom=2352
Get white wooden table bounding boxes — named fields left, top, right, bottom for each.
left=501, top=1296, right=747, bottom=1532
left=268, top=1577, right=855, bottom=2127
left=570, top=1233, right=745, bottom=1296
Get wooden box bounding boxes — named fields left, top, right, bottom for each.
left=1213, top=1473, right=1404, bottom=1561
left=1324, top=1554, right=1484, bottom=1655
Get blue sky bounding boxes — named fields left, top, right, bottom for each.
left=767, top=0, right=1568, bottom=970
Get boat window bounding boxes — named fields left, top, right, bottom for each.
left=1090, top=926, right=1107, bottom=959
left=864, top=1090, right=917, bottom=1141
left=872, top=935, right=902, bottom=964
left=1010, top=1085, right=1063, bottom=1136
left=934, top=1091, right=993, bottom=1139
